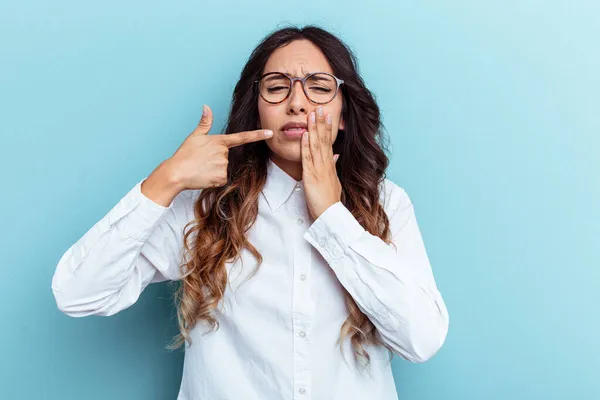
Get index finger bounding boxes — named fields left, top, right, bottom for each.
left=221, top=129, right=273, bottom=148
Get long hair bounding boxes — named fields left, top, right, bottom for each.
left=167, top=25, right=393, bottom=369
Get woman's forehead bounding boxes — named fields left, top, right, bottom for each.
left=263, top=40, right=333, bottom=76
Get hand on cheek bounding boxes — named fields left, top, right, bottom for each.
left=301, top=106, right=342, bottom=220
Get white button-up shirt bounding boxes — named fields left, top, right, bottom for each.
left=52, top=158, right=449, bottom=400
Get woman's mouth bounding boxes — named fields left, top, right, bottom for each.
left=282, top=127, right=307, bottom=139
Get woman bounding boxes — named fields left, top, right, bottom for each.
left=52, top=25, right=449, bottom=400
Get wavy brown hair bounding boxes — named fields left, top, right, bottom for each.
left=167, top=25, right=394, bottom=369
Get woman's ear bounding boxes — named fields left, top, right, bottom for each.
left=339, top=116, right=345, bottom=130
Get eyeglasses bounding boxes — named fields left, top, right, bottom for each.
left=255, top=72, right=344, bottom=105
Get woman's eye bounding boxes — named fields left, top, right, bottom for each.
left=267, top=86, right=289, bottom=92
left=309, top=86, right=332, bottom=93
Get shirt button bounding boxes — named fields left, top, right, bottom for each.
left=318, top=238, right=327, bottom=247
left=299, top=273, right=307, bottom=281
left=299, top=331, right=306, bottom=338
left=296, top=218, right=304, bottom=225
left=298, top=387, right=306, bottom=394
left=294, top=184, right=301, bottom=192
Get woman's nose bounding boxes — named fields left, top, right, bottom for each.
left=287, top=80, right=310, bottom=114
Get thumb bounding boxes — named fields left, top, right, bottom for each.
left=193, top=104, right=213, bottom=136
left=333, top=154, right=340, bottom=163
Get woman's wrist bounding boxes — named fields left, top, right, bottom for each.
left=141, top=159, right=184, bottom=207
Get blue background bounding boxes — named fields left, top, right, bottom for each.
left=1, top=1, right=599, bottom=399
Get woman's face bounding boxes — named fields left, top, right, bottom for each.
left=258, top=39, right=345, bottom=166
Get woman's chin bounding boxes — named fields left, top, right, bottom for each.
left=269, top=150, right=302, bottom=165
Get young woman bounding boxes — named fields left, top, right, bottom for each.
left=52, top=25, right=449, bottom=400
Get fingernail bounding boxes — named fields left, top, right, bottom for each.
left=310, top=112, right=316, bottom=123
left=326, top=114, right=332, bottom=124
left=202, top=104, right=208, bottom=117
left=317, top=106, right=323, bottom=117
left=264, top=129, right=273, bottom=137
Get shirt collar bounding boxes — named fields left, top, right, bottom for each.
left=262, top=158, right=303, bottom=213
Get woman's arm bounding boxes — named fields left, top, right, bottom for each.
left=52, top=106, right=271, bottom=318
left=303, top=179, right=449, bottom=363
left=51, top=172, right=197, bottom=318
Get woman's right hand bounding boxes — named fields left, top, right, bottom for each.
left=167, top=104, right=273, bottom=191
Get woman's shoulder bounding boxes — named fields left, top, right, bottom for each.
left=378, top=177, right=413, bottom=214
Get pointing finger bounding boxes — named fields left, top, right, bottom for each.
left=221, top=129, right=273, bottom=148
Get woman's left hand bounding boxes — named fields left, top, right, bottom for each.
left=301, top=106, right=342, bottom=221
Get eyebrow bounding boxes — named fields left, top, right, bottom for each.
left=262, top=72, right=328, bottom=82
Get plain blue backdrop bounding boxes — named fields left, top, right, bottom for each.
left=1, top=1, right=599, bottom=399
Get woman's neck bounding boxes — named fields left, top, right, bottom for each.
left=270, top=154, right=302, bottom=182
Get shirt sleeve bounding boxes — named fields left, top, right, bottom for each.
left=51, top=178, right=198, bottom=317
left=303, top=179, right=449, bottom=363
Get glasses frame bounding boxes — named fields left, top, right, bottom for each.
left=254, top=72, right=345, bottom=105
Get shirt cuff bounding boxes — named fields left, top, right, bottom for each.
left=107, top=178, right=171, bottom=242
left=303, top=201, right=366, bottom=264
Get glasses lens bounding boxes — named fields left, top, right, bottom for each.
left=259, top=73, right=291, bottom=103
left=305, top=73, right=337, bottom=103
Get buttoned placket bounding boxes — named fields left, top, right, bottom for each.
left=290, top=182, right=315, bottom=399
